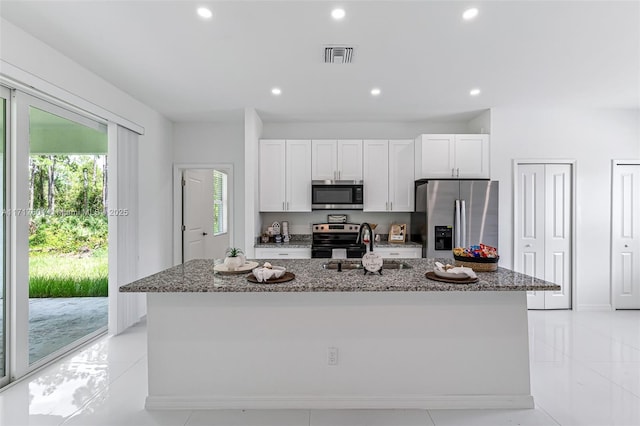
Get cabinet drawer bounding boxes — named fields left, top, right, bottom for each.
left=255, top=248, right=311, bottom=259
left=374, top=247, right=421, bottom=258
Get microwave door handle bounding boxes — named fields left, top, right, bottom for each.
left=454, top=200, right=461, bottom=248
left=461, top=200, right=466, bottom=248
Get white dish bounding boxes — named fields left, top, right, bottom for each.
left=252, top=265, right=286, bottom=282
left=214, top=261, right=259, bottom=274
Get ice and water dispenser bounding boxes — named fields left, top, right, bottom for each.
left=434, top=226, right=453, bottom=251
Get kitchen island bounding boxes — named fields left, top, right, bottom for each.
left=120, top=258, right=560, bottom=411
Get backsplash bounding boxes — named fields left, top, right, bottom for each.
left=259, top=211, right=411, bottom=235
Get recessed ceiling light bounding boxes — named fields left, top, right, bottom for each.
left=331, top=8, right=346, bottom=20
left=370, top=88, right=381, bottom=96
left=271, top=87, right=282, bottom=96
left=470, top=88, right=481, bottom=96
left=197, top=7, right=213, bottom=19
left=462, top=8, right=479, bottom=21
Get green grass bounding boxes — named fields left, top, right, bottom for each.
left=29, top=249, right=108, bottom=298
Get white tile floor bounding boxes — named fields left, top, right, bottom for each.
left=0, top=310, right=639, bottom=426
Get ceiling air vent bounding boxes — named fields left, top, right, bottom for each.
left=324, top=46, right=354, bottom=64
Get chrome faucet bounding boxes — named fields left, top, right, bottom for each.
left=356, top=222, right=374, bottom=253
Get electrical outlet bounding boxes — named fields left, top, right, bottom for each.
left=327, top=347, right=338, bottom=365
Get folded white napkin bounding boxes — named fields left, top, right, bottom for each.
left=252, top=266, right=286, bottom=282
left=434, top=262, right=477, bottom=279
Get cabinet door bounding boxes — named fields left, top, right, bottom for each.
left=311, top=140, right=337, bottom=180
left=286, top=140, right=312, bottom=211
left=259, top=140, right=286, bottom=212
left=363, top=140, right=389, bottom=211
left=388, top=140, right=415, bottom=212
left=415, top=134, right=455, bottom=179
left=337, top=140, right=363, bottom=181
left=454, top=135, right=489, bottom=178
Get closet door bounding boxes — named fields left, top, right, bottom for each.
left=516, top=164, right=546, bottom=309
left=612, top=161, right=640, bottom=309
left=515, top=162, right=573, bottom=310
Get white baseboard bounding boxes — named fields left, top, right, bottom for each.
left=145, top=394, right=535, bottom=411
left=576, top=304, right=613, bottom=311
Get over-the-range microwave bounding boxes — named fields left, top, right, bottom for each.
left=311, top=180, right=364, bottom=210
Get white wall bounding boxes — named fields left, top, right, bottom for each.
left=1, top=18, right=174, bottom=305
left=173, top=122, right=245, bottom=254
left=244, top=108, right=263, bottom=258
left=491, top=107, right=639, bottom=310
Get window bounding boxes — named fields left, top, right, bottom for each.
left=212, top=170, right=227, bottom=235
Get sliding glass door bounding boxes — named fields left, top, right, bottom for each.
left=10, top=91, right=108, bottom=377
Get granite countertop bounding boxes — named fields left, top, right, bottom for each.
left=120, top=258, right=560, bottom=293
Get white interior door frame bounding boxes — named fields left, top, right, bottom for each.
left=512, top=159, right=577, bottom=310
left=172, top=163, right=234, bottom=266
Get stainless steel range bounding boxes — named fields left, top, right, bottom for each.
left=311, top=223, right=366, bottom=259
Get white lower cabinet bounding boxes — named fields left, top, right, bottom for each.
left=255, top=247, right=312, bottom=259
left=374, top=247, right=422, bottom=258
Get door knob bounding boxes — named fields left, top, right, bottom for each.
left=202, top=232, right=208, bottom=236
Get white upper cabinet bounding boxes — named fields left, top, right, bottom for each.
left=363, top=139, right=414, bottom=212
left=259, top=139, right=311, bottom=212
left=415, top=134, right=490, bottom=179
left=312, top=139, right=363, bottom=181
left=363, top=140, right=389, bottom=211
left=259, top=140, right=287, bottom=212
left=388, top=139, right=415, bottom=212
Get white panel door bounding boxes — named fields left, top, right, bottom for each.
left=259, top=140, right=286, bottom=212
left=388, top=139, right=414, bottom=212
left=183, top=170, right=208, bottom=261
left=363, top=140, right=389, bottom=211
left=516, top=164, right=546, bottom=309
left=612, top=162, right=640, bottom=309
left=337, top=140, right=363, bottom=181
left=516, top=162, right=573, bottom=310
left=285, top=140, right=311, bottom=212
left=311, top=139, right=337, bottom=180
left=543, top=165, right=572, bottom=309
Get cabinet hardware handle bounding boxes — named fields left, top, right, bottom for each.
left=452, top=168, right=455, bottom=177
left=525, top=244, right=532, bottom=247
left=282, top=201, right=285, bottom=210
left=338, top=171, right=341, bottom=180
left=390, top=253, right=399, bottom=256
left=625, top=244, right=629, bottom=248
left=287, top=202, right=289, bottom=210
left=279, top=253, right=289, bottom=256
left=385, top=201, right=388, bottom=210
left=390, top=202, right=393, bottom=211
left=202, top=232, right=208, bottom=236
left=457, top=168, right=460, bottom=177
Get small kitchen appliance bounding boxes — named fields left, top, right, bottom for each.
left=311, top=223, right=366, bottom=258
left=311, top=180, right=364, bottom=210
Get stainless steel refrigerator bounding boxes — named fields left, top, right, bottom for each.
left=410, top=179, right=499, bottom=258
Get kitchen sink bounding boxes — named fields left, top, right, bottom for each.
left=322, top=260, right=412, bottom=270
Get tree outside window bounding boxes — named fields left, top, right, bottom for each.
left=213, top=170, right=227, bottom=235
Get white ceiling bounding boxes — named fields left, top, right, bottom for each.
left=1, top=0, right=638, bottom=123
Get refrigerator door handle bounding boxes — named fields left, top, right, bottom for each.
left=461, top=200, right=467, bottom=248
left=455, top=199, right=461, bottom=248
